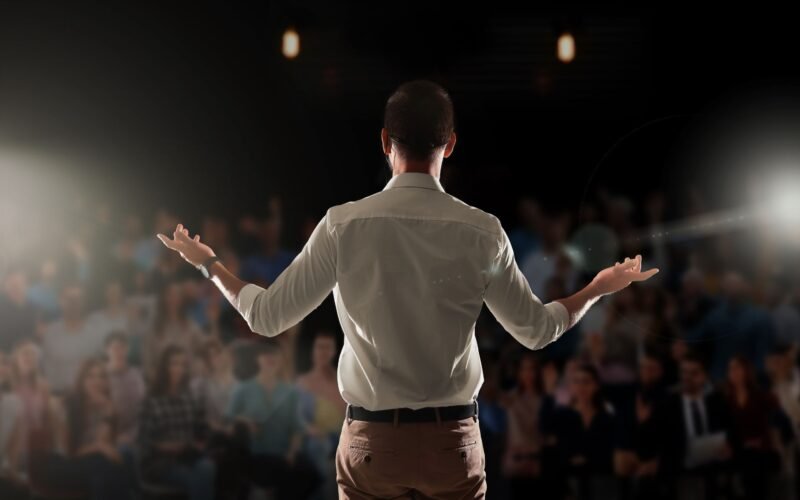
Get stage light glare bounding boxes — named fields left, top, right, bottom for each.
left=282, top=27, right=300, bottom=59
left=557, top=32, right=575, bottom=63
left=768, top=182, right=800, bottom=225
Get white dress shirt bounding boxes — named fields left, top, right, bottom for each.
left=234, top=172, right=570, bottom=411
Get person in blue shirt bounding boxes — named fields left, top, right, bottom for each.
left=240, top=215, right=296, bottom=288
left=687, top=272, right=777, bottom=381
left=225, top=340, right=322, bottom=499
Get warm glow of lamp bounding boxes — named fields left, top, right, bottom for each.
left=557, top=32, right=575, bottom=63
left=282, top=27, right=300, bottom=59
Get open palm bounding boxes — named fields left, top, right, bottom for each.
left=591, top=254, right=659, bottom=296
left=156, top=223, right=215, bottom=268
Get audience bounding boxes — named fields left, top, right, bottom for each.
left=0, top=189, right=797, bottom=500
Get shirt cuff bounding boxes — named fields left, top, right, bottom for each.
left=544, top=300, right=570, bottom=337
left=234, top=283, right=267, bottom=325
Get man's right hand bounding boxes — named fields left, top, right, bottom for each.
left=589, top=254, right=659, bottom=296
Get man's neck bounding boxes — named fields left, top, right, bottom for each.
left=391, top=161, right=441, bottom=178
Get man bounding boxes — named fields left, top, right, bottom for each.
left=225, top=340, right=323, bottom=499
left=658, top=352, right=732, bottom=499
left=157, top=79, right=659, bottom=498
left=40, top=283, right=106, bottom=393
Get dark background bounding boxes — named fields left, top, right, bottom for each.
left=2, top=2, right=797, bottom=247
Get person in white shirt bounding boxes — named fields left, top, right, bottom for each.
left=41, top=284, right=106, bottom=394
left=156, top=79, right=659, bottom=499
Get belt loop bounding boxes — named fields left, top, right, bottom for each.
left=393, top=408, right=399, bottom=427
left=434, top=407, right=441, bottom=427
left=473, top=399, right=479, bottom=422
left=346, top=404, right=353, bottom=425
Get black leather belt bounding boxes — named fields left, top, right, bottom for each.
left=346, top=400, right=479, bottom=423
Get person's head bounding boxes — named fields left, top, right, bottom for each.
left=10, top=340, right=41, bottom=388
left=153, top=346, right=190, bottom=396
left=40, top=258, right=58, bottom=282
left=75, top=358, right=109, bottom=401
left=766, top=343, right=794, bottom=381
left=254, top=341, right=283, bottom=380
left=104, top=331, right=129, bottom=367
left=569, top=363, right=603, bottom=409
left=381, top=80, right=457, bottom=173
left=639, top=350, right=665, bottom=388
left=0, top=351, right=10, bottom=388
left=154, top=282, right=188, bottom=334
left=3, top=269, right=28, bottom=305
left=104, top=280, right=124, bottom=309
left=260, top=215, right=282, bottom=250
left=198, top=338, right=230, bottom=376
left=727, top=354, right=757, bottom=391
left=721, top=271, right=750, bottom=304
left=59, top=283, right=85, bottom=321
left=680, top=351, right=708, bottom=396
left=310, top=330, right=338, bottom=369
left=517, top=198, right=543, bottom=230
left=515, top=352, right=542, bottom=393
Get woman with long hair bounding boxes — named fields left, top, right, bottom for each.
left=545, top=363, right=617, bottom=499
left=5, top=341, right=66, bottom=488
left=143, top=282, right=205, bottom=382
left=724, top=354, right=784, bottom=500
left=138, top=345, right=215, bottom=500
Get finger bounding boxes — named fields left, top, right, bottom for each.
left=631, top=268, right=660, bottom=281
left=156, top=234, right=179, bottom=250
left=635, top=254, right=642, bottom=272
left=618, top=259, right=638, bottom=271
left=194, top=235, right=200, bottom=242
left=174, top=226, right=192, bottom=243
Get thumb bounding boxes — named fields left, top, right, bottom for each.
left=156, top=234, right=177, bottom=250
left=632, top=268, right=660, bottom=281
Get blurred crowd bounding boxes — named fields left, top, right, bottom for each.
left=0, top=186, right=798, bottom=500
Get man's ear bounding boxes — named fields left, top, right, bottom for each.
left=380, top=128, right=392, bottom=155
left=443, top=131, right=457, bottom=158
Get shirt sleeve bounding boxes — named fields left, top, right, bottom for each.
left=234, top=209, right=337, bottom=337
left=482, top=218, right=571, bottom=350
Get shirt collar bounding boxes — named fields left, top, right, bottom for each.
left=382, top=172, right=445, bottom=193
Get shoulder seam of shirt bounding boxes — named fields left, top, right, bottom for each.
left=328, top=213, right=501, bottom=236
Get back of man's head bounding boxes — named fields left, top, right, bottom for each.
left=384, top=79, right=455, bottom=163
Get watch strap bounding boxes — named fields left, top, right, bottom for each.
left=200, top=256, right=222, bottom=278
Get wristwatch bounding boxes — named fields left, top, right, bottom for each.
left=198, top=256, right=222, bottom=279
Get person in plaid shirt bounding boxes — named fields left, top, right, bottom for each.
left=138, top=345, right=215, bottom=500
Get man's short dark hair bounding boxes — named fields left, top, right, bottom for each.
left=384, top=79, right=455, bottom=162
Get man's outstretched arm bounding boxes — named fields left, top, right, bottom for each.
left=483, top=220, right=659, bottom=350
left=157, top=210, right=337, bottom=337
left=554, top=253, right=659, bottom=331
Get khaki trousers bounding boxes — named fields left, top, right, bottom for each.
left=335, top=407, right=487, bottom=499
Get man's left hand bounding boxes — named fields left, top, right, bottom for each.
left=157, top=224, right=216, bottom=268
